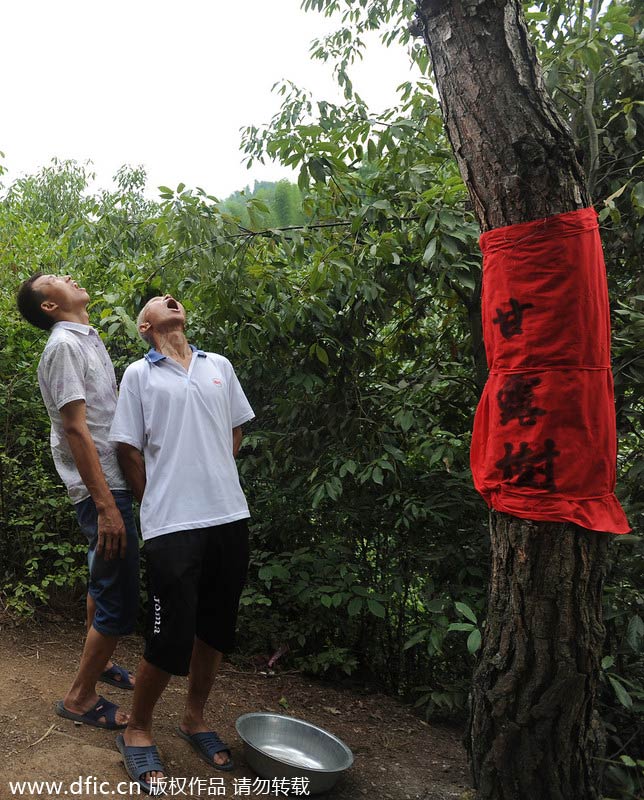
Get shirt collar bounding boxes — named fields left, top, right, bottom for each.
left=145, top=344, right=206, bottom=363
left=52, top=321, right=95, bottom=336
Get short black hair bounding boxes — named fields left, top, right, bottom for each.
left=16, top=272, right=55, bottom=330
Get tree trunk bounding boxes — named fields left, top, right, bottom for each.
left=414, top=1, right=611, bottom=798
left=472, top=514, right=609, bottom=799
left=416, top=0, right=589, bottom=231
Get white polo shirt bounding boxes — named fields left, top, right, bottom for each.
left=109, top=346, right=254, bottom=540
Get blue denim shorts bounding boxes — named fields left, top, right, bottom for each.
left=74, top=490, right=140, bottom=636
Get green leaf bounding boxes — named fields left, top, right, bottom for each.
left=467, top=628, right=482, bottom=654
left=403, top=629, right=429, bottom=650
left=298, top=164, right=309, bottom=192
left=339, top=460, right=357, bottom=477
left=348, top=597, right=363, bottom=616
left=608, top=21, right=635, bottom=38
left=315, top=344, right=329, bottom=365
left=309, top=158, right=327, bottom=183
left=395, top=410, right=414, bottom=432
left=311, top=484, right=326, bottom=509
left=448, top=622, right=474, bottom=632
left=423, top=238, right=437, bottom=263
left=579, top=44, right=602, bottom=74
left=367, top=598, right=386, bottom=618
left=424, top=212, right=437, bottom=236
left=429, top=628, right=444, bottom=655
left=625, top=614, right=644, bottom=653
left=324, top=478, right=342, bottom=501
left=272, top=565, right=291, bottom=581
left=608, top=676, right=633, bottom=709
left=631, top=181, right=644, bottom=214
left=455, top=601, right=477, bottom=623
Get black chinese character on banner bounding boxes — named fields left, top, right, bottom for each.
left=493, top=297, right=534, bottom=339
left=495, top=439, right=559, bottom=491
left=497, top=374, right=546, bottom=426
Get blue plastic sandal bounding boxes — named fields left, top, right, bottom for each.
left=99, top=663, right=134, bottom=690
left=55, top=696, right=126, bottom=730
left=116, top=733, right=166, bottom=795
left=177, top=727, right=233, bottom=771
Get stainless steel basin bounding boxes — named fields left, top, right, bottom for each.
left=236, top=712, right=354, bottom=795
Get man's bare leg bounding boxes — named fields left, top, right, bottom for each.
left=62, top=627, right=128, bottom=725
left=123, top=658, right=172, bottom=784
left=179, top=638, right=230, bottom=767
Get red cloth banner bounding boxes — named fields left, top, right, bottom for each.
left=471, top=207, right=630, bottom=534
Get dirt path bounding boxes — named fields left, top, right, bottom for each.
left=0, top=621, right=471, bottom=800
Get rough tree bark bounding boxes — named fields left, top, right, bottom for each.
left=414, top=2, right=611, bottom=798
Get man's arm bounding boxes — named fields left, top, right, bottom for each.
left=59, top=399, right=126, bottom=560
left=233, top=426, right=243, bottom=458
left=116, top=443, right=146, bottom=503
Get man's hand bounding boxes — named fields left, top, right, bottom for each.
left=96, top=503, right=127, bottom=560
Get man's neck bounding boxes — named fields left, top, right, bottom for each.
left=55, top=309, right=91, bottom=326
left=153, top=330, right=191, bottom=362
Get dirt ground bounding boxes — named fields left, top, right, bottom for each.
left=0, top=620, right=472, bottom=800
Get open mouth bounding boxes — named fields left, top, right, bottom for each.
left=166, top=297, right=179, bottom=310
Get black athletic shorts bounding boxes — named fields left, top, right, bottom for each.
left=143, top=519, right=250, bottom=676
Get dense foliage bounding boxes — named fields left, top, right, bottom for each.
left=0, top=1, right=641, bottom=796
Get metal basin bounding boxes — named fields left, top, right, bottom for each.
left=236, top=712, right=354, bottom=795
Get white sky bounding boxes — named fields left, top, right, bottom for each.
left=1, top=0, right=417, bottom=199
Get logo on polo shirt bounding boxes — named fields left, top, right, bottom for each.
left=212, top=378, right=222, bottom=386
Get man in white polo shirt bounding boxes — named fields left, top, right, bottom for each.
left=16, top=272, right=139, bottom=731
left=109, top=293, right=254, bottom=793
